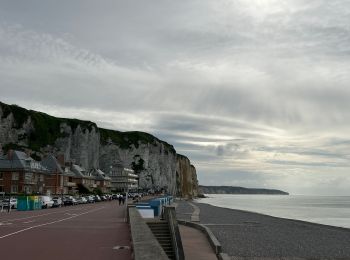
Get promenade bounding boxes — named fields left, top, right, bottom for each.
left=0, top=201, right=131, bottom=260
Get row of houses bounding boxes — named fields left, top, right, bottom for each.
left=0, top=150, right=138, bottom=195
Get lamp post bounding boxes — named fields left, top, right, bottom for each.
left=0, top=192, right=5, bottom=212
left=124, top=170, right=129, bottom=223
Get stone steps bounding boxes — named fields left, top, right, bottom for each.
left=147, top=221, right=174, bottom=260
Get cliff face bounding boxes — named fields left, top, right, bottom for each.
left=176, top=155, right=199, bottom=198
left=0, top=102, right=198, bottom=196
left=0, top=106, right=34, bottom=148
left=100, top=142, right=177, bottom=195
left=53, top=123, right=100, bottom=170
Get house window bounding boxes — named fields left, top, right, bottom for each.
left=24, top=186, right=31, bottom=194
left=11, top=185, right=18, bottom=193
left=12, top=172, right=19, bottom=181
left=25, top=172, right=33, bottom=182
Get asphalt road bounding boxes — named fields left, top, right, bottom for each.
left=0, top=201, right=131, bottom=260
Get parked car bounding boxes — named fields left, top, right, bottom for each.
left=87, top=195, right=95, bottom=203
left=63, top=196, right=72, bottom=206
left=94, top=195, right=101, bottom=202
left=63, top=196, right=78, bottom=206
left=0, top=198, right=17, bottom=209
left=40, top=196, right=54, bottom=209
left=71, top=197, right=78, bottom=205
left=76, top=197, right=87, bottom=204
left=52, top=197, right=63, bottom=207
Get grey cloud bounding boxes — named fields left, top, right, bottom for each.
left=267, top=160, right=349, bottom=168
left=198, top=169, right=270, bottom=188
left=217, top=145, right=225, bottom=156
left=1, top=0, right=350, bottom=195
left=257, top=145, right=347, bottom=160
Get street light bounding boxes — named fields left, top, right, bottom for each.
left=0, top=192, right=5, bottom=212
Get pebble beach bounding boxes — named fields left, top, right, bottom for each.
left=176, top=200, right=350, bottom=259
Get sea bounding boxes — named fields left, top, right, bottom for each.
left=197, top=194, right=350, bottom=229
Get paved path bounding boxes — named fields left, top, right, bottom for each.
left=179, top=224, right=217, bottom=260
left=0, top=201, right=131, bottom=260
left=175, top=200, right=194, bottom=221
left=188, top=202, right=200, bottom=222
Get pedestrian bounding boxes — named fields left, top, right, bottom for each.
left=118, top=195, right=122, bottom=205
left=122, top=195, right=125, bottom=205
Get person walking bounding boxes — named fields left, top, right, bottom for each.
left=118, top=194, right=122, bottom=206
left=7, top=199, right=11, bottom=213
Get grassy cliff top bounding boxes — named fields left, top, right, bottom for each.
left=0, top=101, right=175, bottom=153
left=99, top=128, right=175, bottom=152
left=177, top=153, right=190, bottom=160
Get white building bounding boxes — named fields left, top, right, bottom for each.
left=109, top=164, right=138, bottom=192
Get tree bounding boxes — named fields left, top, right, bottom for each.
left=131, top=155, right=145, bottom=192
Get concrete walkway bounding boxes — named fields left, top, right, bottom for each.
left=179, top=224, right=217, bottom=260
left=0, top=201, right=132, bottom=260
left=188, top=202, right=200, bottom=222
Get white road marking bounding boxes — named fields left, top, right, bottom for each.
left=22, top=220, right=35, bottom=224
left=0, top=206, right=95, bottom=223
left=65, top=213, right=78, bottom=216
left=0, top=206, right=105, bottom=239
left=0, top=222, right=12, bottom=226
left=113, top=246, right=130, bottom=250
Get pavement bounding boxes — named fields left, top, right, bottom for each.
left=0, top=201, right=131, bottom=260
left=174, top=200, right=193, bottom=221
left=179, top=224, right=217, bottom=260
left=174, top=200, right=218, bottom=259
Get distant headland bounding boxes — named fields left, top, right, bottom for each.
left=199, top=185, right=289, bottom=195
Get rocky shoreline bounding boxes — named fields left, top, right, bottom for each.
left=176, top=200, right=350, bottom=259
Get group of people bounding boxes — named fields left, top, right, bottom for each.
left=116, top=194, right=126, bottom=205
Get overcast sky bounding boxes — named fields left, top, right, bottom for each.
left=1, top=0, right=349, bottom=195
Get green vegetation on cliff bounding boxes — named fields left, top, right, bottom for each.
left=0, top=102, right=31, bottom=129
left=0, top=102, right=96, bottom=151
left=99, top=128, right=175, bottom=152
left=0, top=101, right=176, bottom=153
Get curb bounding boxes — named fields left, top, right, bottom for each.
left=178, top=219, right=222, bottom=257
left=218, top=252, right=231, bottom=260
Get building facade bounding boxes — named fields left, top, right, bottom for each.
left=0, top=151, right=112, bottom=195
left=109, top=164, right=138, bottom=192
left=0, top=151, right=51, bottom=195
